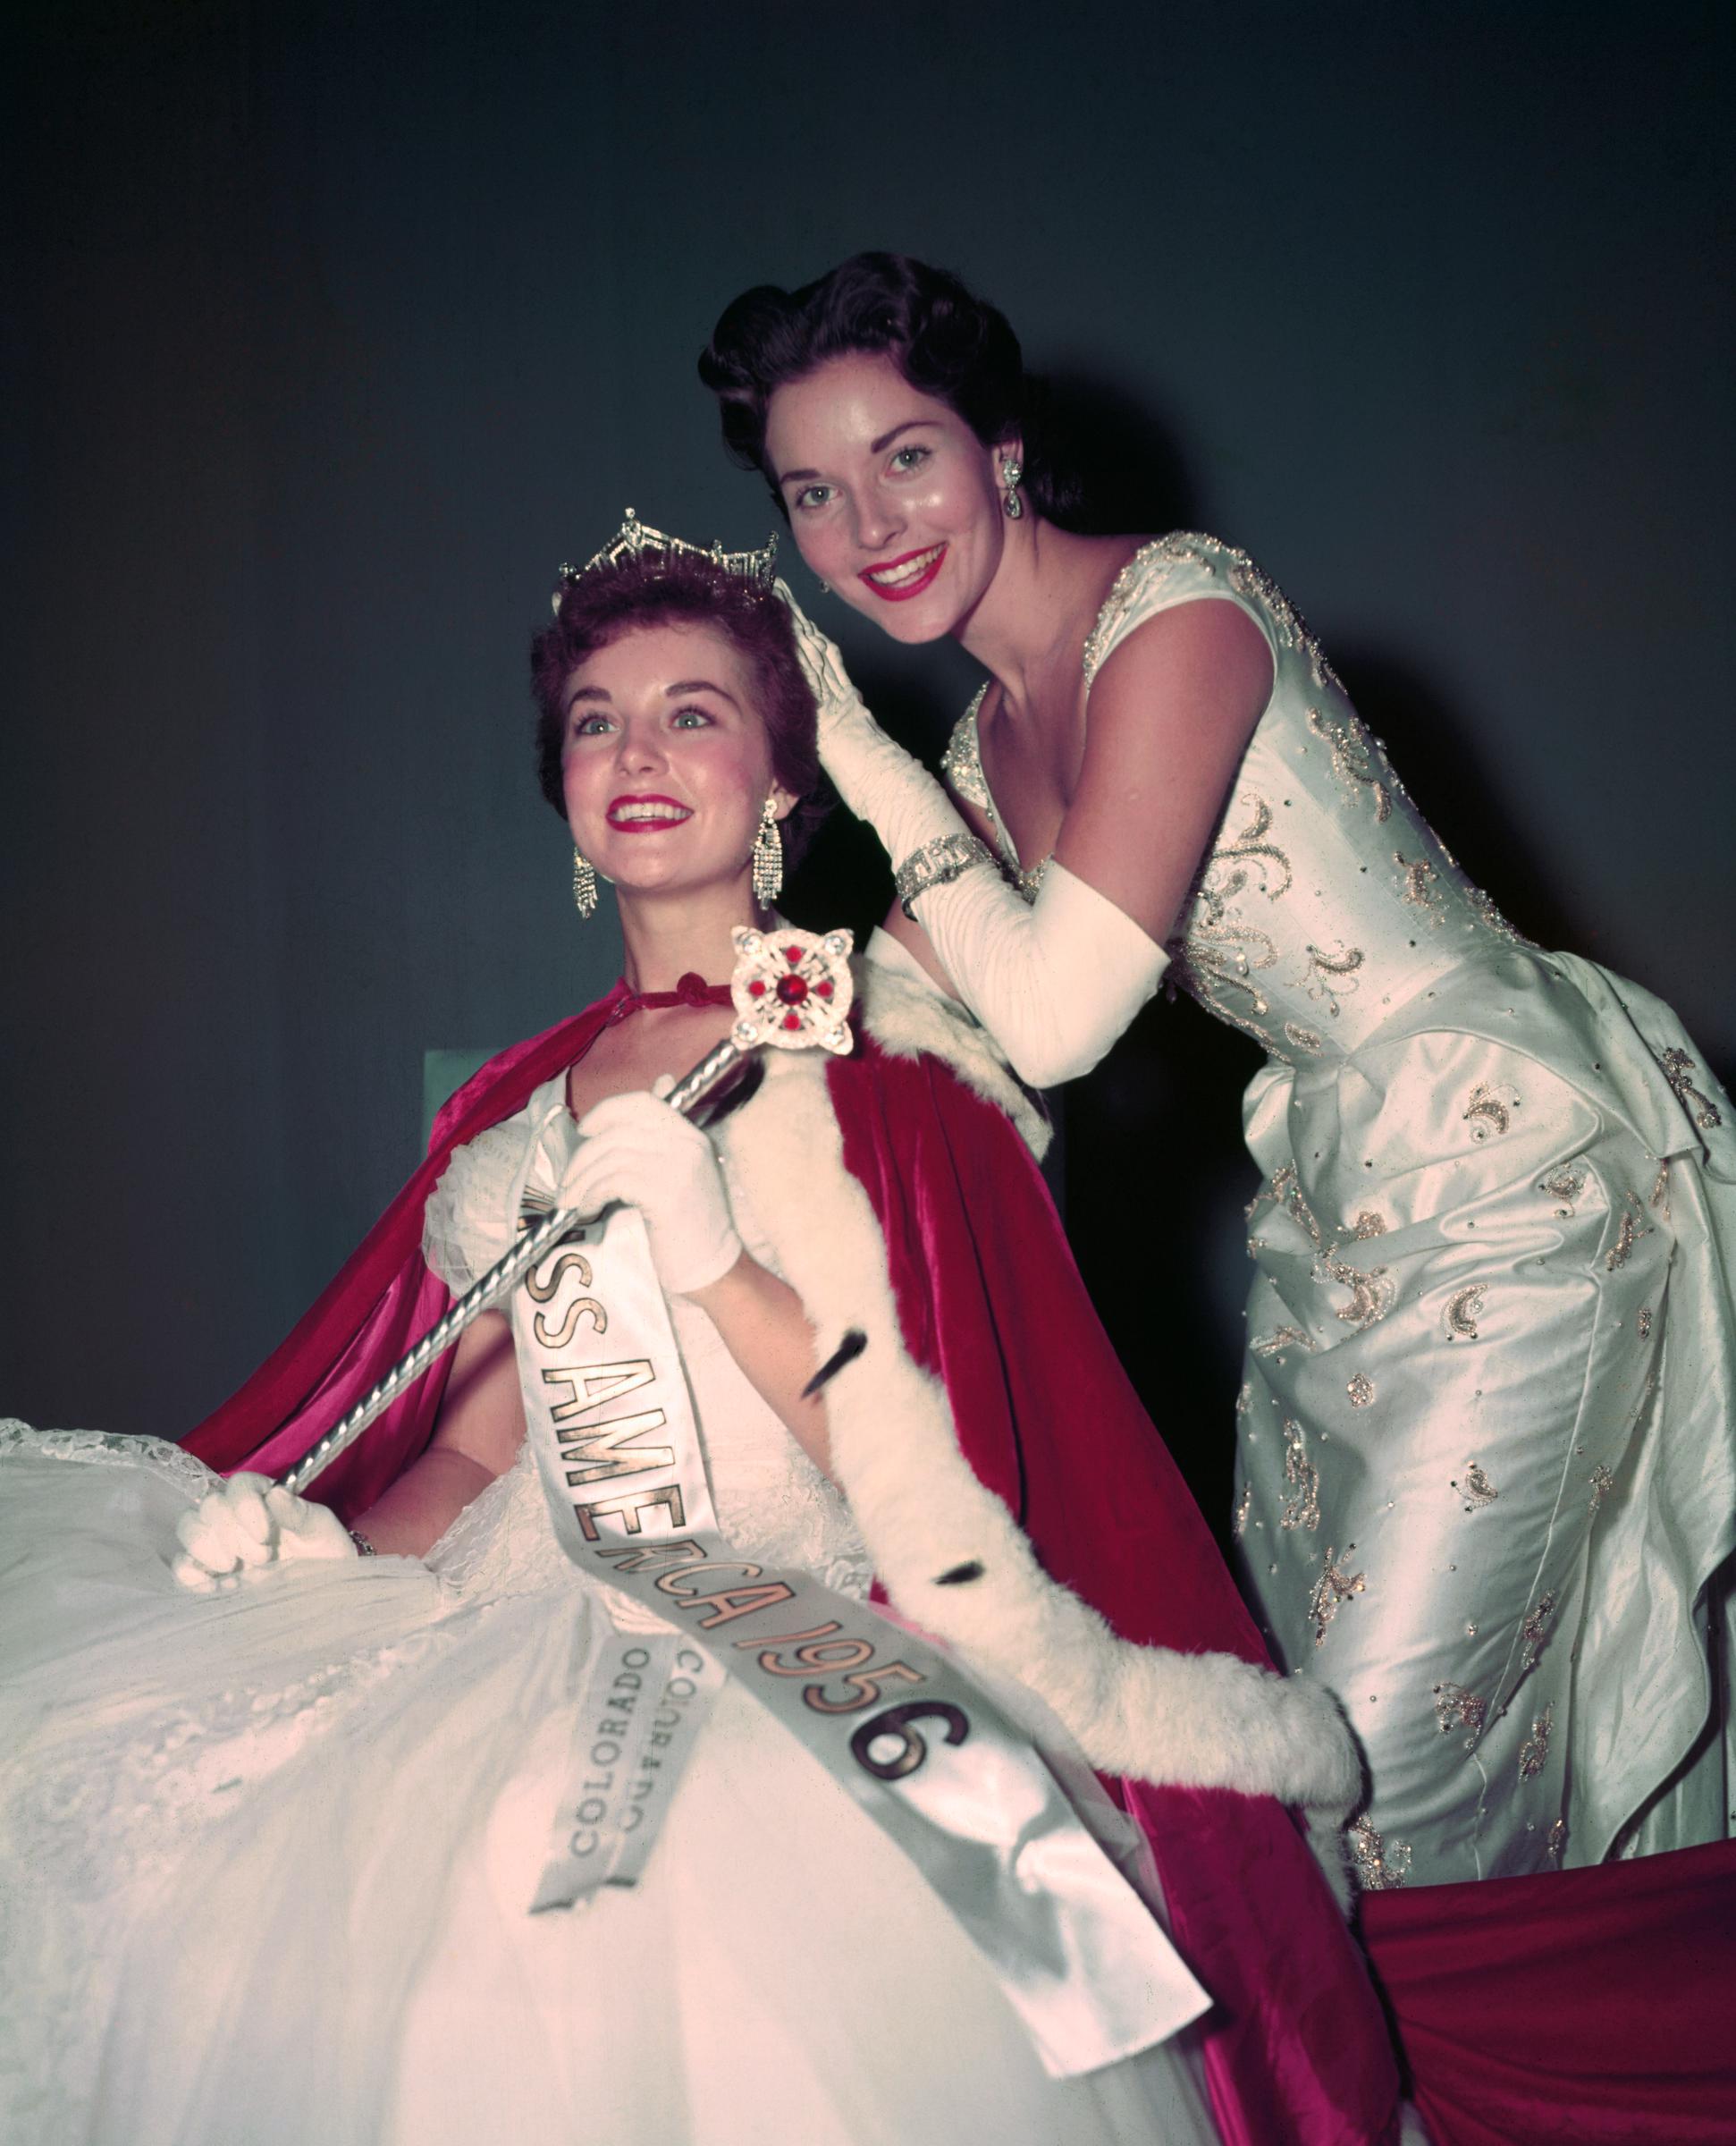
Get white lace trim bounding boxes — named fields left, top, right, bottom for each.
left=0, top=1419, right=215, bottom=1499
left=421, top=1111, right=552, bottom=1295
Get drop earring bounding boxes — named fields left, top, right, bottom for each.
left=751, top=795, right=783, bottom=907
left=1000, top=458, right=1024, bottom=520
left=571, top=846, right=598, bottom=920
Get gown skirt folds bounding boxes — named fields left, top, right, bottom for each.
left=1237, top=946, right=1736, bottom=1886
left=0, top=1425, right=1211, bottom=2146
left=1, top=975, right=1405, bottom=2146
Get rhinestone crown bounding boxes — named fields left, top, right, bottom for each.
left=555, top=508, right=779, bottom=611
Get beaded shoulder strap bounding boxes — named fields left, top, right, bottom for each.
left=938, top=683, right=1024, bottom=879
left=1083, top=533, right=1340, bottom=697
left=939, top=684, right=991, bottom=810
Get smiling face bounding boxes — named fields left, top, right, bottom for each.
left=560, top=621, right=793, bottom=906
left=763, top=351, right=1016, bottom=644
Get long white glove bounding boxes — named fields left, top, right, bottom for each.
left=784, top=590, right=1167, bottom=1088
left=561, top=1088, right=743, bottom=1297
left=172, top=1471, right=357, bottom=1593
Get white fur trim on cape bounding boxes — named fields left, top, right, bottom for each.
left=857, top=932, right=1051, bottom=1161
left=718, top=1006, right=1361, bottom=1902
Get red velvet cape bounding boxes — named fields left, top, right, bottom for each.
left=1359, top=1841, right=1736, bottom=2146
left=186, top=984, right=1401, bottom=2146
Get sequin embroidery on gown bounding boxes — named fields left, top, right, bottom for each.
left=0, top=1077, right=1218, bottom=2146
left=944, top=533, right=1736, bottom=1888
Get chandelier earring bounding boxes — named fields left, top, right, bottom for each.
left=751, top=795, right=784, bottom=907
left=571, top=846, right=598, bottom=921
left=1000, top=457, right=1025, bottom=520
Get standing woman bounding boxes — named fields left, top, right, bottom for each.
left=700, top=254, right=1736, bottom=1897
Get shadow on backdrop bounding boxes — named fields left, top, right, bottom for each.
left=1041, top=366, right=1201, bottom=538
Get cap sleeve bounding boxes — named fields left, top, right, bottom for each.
left=420, top=1081, right=574, bottom=1295
left=1083, top=531, right=1338, bottom=698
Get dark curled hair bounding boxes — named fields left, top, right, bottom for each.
left=531, top=549, right=826, bottom=866
left=699, top=252, right=1080, bottom=525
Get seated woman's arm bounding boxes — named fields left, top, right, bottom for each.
left=348, top=1310, right=526, bottom=1555
left=805, top=598, right=1271, bottom=1086
left=173, top=1311, right=528, bottom=1587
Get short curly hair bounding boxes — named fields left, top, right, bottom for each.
left=531, top=549, right=825, bottom=866
left=698, top=251, right=1077, bottom=524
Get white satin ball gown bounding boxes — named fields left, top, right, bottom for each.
left=0, top=1077, right=1218, bottom=2146
left=942, top=531, right=1736, bottom=1889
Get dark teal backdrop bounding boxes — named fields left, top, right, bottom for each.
left=4, top=3, right=1731, bottom=1520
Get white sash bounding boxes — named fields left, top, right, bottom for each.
left=510, top=1185, right=1208, bottom=2079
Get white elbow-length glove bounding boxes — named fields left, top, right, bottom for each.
left=560, top=1087, right=743, bottom=1297
left=784, top=588, right=1167, bottom=1087
left=173, top=1472, right=357, bottom=1593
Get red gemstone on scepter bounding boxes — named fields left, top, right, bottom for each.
left=775, top=974, right=808, bottom=1006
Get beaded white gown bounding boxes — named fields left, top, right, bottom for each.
left=942, top=533, right=1736, bottom=1891
left=0, top=1081, right=1218, bottom=2146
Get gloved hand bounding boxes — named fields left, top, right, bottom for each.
left=561, top=1087, right=743, bottom=1297
left=172, top=1472, right=357, bottom=1593
left=777, top=579, right=870, bottom=736
left=779, top=579, right=965, bottom=865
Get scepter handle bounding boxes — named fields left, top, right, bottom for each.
left=661, top=1035, right=746, bottom=1119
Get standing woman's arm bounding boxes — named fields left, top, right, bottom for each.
left=810, top=596, right=1272, bottom=1086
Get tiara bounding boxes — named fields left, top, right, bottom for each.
left=553, top=508, right=779, bottom=611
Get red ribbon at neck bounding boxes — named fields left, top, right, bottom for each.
left=607, top=972, right=734, bottom=1024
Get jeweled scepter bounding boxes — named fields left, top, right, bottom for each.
left=278, top=925, right=854, bottom=1495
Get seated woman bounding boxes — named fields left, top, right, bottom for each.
left=0, top=523, right=1400, bottom=2146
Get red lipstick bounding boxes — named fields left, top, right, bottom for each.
left=858, top=543, right=947, bottom=603
left=606, top=793, right=694, bottom=832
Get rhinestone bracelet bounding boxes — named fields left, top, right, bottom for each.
left=894, top=832, right=995, bottom=920
left=348, top=1527, right=377, bottom=1558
